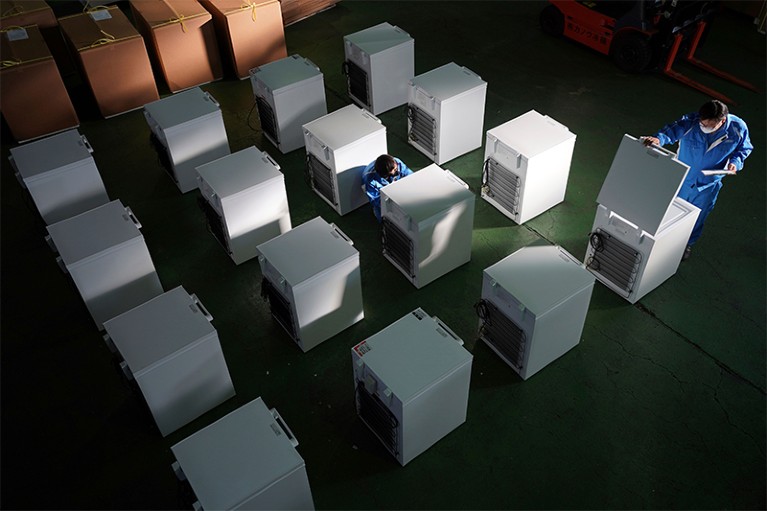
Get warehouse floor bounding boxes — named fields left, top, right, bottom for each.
left=1, top=1, right=765, bottom=509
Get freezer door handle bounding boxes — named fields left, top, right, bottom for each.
left=261, top=152, right=280, bottom=170
left=544, top=115, right=570, bottom=133
left=55, top=256, right=67, bottom=274
left=361, top=110, right=382, bottom=124
left=461, top=66, right=481, bottom=80
left=119, top=360, right=134, bottom=381
left=103, top=333, right=117, bottom=354
left=445, top=169, right=470, bottom=190
left=124, top=207, right=142, bottom=229
left=191, top=293, right=214, bottom=322
left=433, top=316, right=464, bottom=345
left=271, top=408, right=299, bottom=448
left=204, top=92, right=220, bottom=108
left=44, top=234, right=57, bottom=253
left=643, top=140, right=677, bottom=159
left=330, top=223, right=354, bottom=246
left=171, top=461, right=186, bottom=482
left=80, top=134, right=94, bottom=154
left=394, top=25, right=411, bottom=37
left=302, top=55, right=320, bottom=71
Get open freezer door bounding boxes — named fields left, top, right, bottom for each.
left=596, top=134, right=690, bottom=235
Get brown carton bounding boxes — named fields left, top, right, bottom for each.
left=59, top=7, right=159, bottom=118
left=199, top=0, right=287, bottom=79
left=129, top=0, right=222, bottom=92
left=0, top=24, right=79, bottom=142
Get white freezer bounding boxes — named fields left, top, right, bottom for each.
left=482, top=110, right=576, bottom=224
left=380, top=164, right=475, bottom=288
left=143, top=87, right=230, bottom=193
left=343, top=22, right=414, bottom=115
left=257, top=217, right=364, bottom=352
left=196, top=146, right=291, bottom=265
left=585, top=134, right=700, bottom=303
left=250, top=54, right=327, bottom=154
left=407, top=62, right=487, bottom=164
left=9, top=129, right=109, bottom=225
left=45, top=200, right=163, bottom=330
left=103, top=286, right=235, bottom=437
left=478, top=243, right=594, bottom=380
left=302, top=104, right=387, bottom=215
left=171, top=397, right=315, bottom=511
left=351, top=308, right=472, bottom=466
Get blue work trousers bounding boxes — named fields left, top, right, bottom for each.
left=677, top=180, right=723, bottom=246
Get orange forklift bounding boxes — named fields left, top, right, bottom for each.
left=539, top=0, right=759, bottom=104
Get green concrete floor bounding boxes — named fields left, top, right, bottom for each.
left=1, top=1, right=765, bottom=509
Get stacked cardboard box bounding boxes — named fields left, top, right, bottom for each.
left=130, top=0, right=223, bottom=92
left=59, top=6, right=159, bottom=118
left=0, top=25, right=79, bottom=141
left=279, top=0, right=338, bottom=26
left=0, top=0, right=72, bottom=74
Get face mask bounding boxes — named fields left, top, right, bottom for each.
left=699, top=121, right=722, bottom=134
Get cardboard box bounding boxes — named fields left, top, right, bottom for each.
left=199, top=0, right=287, bottom=79
left=59, top=7, right=159, bottom=118
left=279, top=0, right=337, bottom=26
left=130, top=0, right=222, bottom=92
left=0, top=25, right=79, bottom=142
left=0, top=0, right=74, bottom=75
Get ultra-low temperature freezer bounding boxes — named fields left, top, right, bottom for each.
left=407, top=62, right=486, bottom=165
left=196, top=146, right=291, bottom=264
left=9, top=129, right=109, bottom=225
left=171, top=397, right=315, bottom=510
left=103, top=286, right=235, bottom=437
left=477, top=243, right=594, bottom=380
left=585, top=134, right=700, bottom=303
left=45, top=199, right=163, bottom=330
left=303, top=104, right=387, bottom=215
left=482, top=110, right=576, bottom=224
left=352, top=308, right=472, bottom=466
left=343, top=22, right=414, bottom=115
left=144, top=87, right=230, bottom=193
left=250, top=54, right=327, bottom=154
left=381, top=164, right=475, bottom=288
left=257, top=216, right=363, bottom=352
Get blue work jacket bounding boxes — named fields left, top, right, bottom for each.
left=362, top=158, right=414, bottom=221
left=654, top=113, right=752, bottom=192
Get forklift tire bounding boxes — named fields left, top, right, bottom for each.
left=540, top=5, right=564, bottom=37
left=611, top=33, right=652, bottom=73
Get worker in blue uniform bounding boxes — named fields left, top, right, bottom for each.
left=362, top=154, right=414, bottom=222
left=642, top=100, right=752, bottom=260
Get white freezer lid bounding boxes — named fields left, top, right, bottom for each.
left=358, top=309, right=472, bottom=403
left=409, top=62, right=486, bottom=102
left=46, top=200, right=142, bottom=265
left=382, top=164, right=474, bottom=223
left=171, top=397, right=305, bottom=511
left=197, top=146, right=282, bottom=199
left=302, top=104, right=384, bottom=151
left=143, top=87, right=220, bottom=129
left=10, top=130, right=92, bottom=178
left=487, top=110, right=575, bottom=158
left=484, top=244, right=594, bottom=315
left=253, top=54, right=323, bottom=92
left=103, top=286, right=216, bottom=373
left=597, top=134, right=690, bottom=235
left=344, top=22, right=413, bottom=54
left=257, top=216, right=358, bottom=285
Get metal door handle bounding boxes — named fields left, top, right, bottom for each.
left=330, top=223, right=354, bottom=245
left=434, top=316, right=463, bottom=345
left=271, top=408, right=299, bottom=448
left=124, top=207, right=142, bottom=229
left=80, top=135, right=94, bottom=154
left=204, top=92, right=220, bottom=108
left=262, top=152, right=279, bottom=169
left=191, top=293, right=214, bottom=322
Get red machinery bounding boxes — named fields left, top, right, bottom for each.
left=539, top=0, right=759, bottom=105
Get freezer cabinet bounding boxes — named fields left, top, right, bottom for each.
left=342, top=22, right=414, bottom=115
left=9, top=129, right=109, bottom=225
left=407, top=62, right=487, bottom=165
left=303, top=104, right=387, bottom=215
left=250, top=54, right=327, bottom=154
left=103, top=286, right=235, bottom=437
left=477, top=243, right=594, bottom=380
left=144, top=87, right=230, bottom=193
left=45, top=200, right=163, bottom=330
left=197, top=146, right=291, bottom=265
left=171, top=397, right=314, bottom=510
left=381, top=164, right=475, bottom=288
left=482, top=110, right=576, bottom=224
left=257, top=217, right=363, bottom=352
left=352, top=308, right=472, bottom=466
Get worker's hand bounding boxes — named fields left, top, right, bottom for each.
left=726, top=162, right=737, bottom=172
left=641, top=136, right=660, bottom=147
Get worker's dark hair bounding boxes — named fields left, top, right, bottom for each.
left=374, top=154, right=397, bottom=178
left=699, top=100, right=728, bottom=121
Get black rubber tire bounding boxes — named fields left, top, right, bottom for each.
left=540, top=5, right=565, bottom=37
left=611, top=33, right=653, bottom=73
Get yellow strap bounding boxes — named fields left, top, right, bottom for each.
left=241, top=1, right=258, bottom=22
left=82, top=4, right=111, bottom=14
left=0, top=24, right=25, bottom=33
left=1, top=4, right=23, bottom=18
left=161, top=0, right=187, bottom=32
left=1, top=58, right=21, bottom=67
